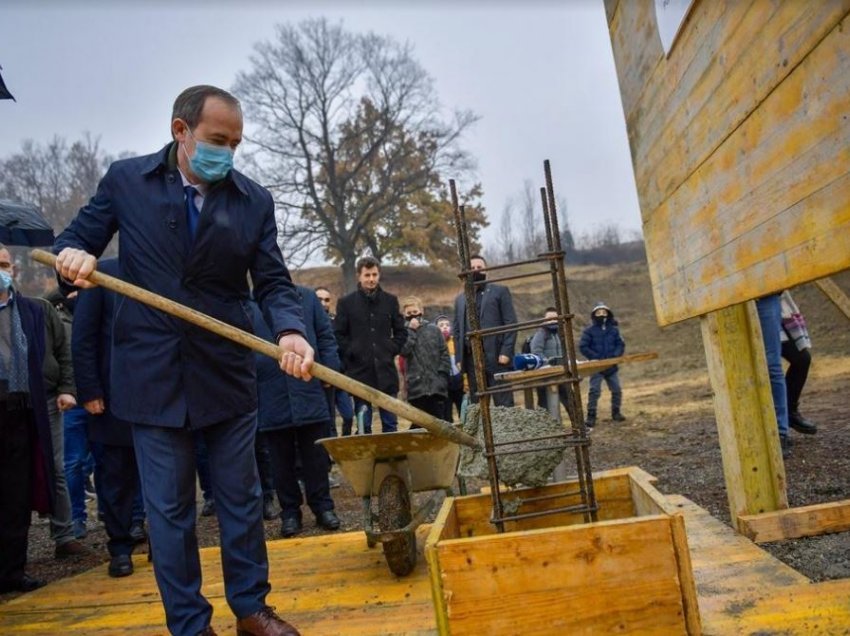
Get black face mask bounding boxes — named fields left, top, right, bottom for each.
left=472, top=270, right=487, bottom=283
left=593, top=315, right=606, bottom=326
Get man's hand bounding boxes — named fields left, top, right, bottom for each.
left=408, top=317, right=421, bottom=331
left=56, top=393, right=77, bottom=411
left=55, top=248, right=98, bottom=289
left=83, top=398, right=105, bottom=415
left=498, top=354, right=510, bottom=366
left=278, top=333, right=315, bottom=381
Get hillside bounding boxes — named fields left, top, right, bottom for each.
left=294, top=259, right=850, bottom=380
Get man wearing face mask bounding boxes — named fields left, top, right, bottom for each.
left=0, top=245, right=54, bottom=594
left=579, top=301, right=626, bottom=428
left=52, top=85, right=311, bottom=636
left=452, top=254, right=518, bottom=407
left=530, top=307, right=575, bottom=413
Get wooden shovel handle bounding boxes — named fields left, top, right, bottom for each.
left=31, top=249, right=478, bottom=449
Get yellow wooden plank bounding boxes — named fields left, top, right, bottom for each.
left=670, top=513, right=703, bottom=635
left=699, top=302, right=788, bottom=527
left=815, top=276, right=850, bottom=321
left=435, top=516, right=687, bottom=635
left=738, top=499, right=850, bottom=543
left=700, top=578, right=850, bottom=636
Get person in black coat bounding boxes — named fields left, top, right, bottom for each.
left=72, top=258, right=147, bottom=578
left=334, top=256, right=407, bottom=433
left=251, top=286, right=341, bottom=538
left=452, top=255, right=518, bottom=407
left=579, top=301, right=626, bottom=427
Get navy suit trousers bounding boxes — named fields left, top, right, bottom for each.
left=133, top=412, right=269, bottom=636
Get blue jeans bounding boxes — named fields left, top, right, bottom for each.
left=63, top=406, right=91, bottom=523
left=352, top=395, right=398, bottom=433
left=756, top=294, right=789, bottom=436
left=586, top=369, right=622, bottom=419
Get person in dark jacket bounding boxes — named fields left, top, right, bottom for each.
left=334, top=256, right=407, bottom=433
left=315, top=285, right=354, bottom=438
left=0, top=244, right=55, bottom=593
left=530, top=307, right=574, bottom=414
left=52, top=85, right=310, bottom=636
left=452, top=255, right=518, bottom=407
left=251, top=286, right=341, bottom=538
left=36, top=290, right=88, bottom=558
left=579, top=301, right=626, bottom=428
left=400, top=296, right=450, bottom=419
left=72, top=258, right=147, bottom=578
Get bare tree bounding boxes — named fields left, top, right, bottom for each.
left=233, top=18, right=485, bottom=291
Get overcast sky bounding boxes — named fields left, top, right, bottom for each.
left=0, top=0, right=643, bottom=257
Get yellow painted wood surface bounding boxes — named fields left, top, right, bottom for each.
left=738, top=499, right=850, bottom=543
left=0, top=529, right=438, bottom=635
left=605, top=0, right=850, bottom=324
left=815, top=276, right=850, bottom=321
left=447, top=469, right=636, bottom=538
left=433, top=517, right=689, bottom=635
left=3, top=484, right=845, bottom=635
left=700, top=302, right=788, bottom=527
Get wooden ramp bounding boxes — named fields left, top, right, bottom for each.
left=2, top=497, right=849, bottom=635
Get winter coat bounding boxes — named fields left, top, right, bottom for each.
left=71, top=258, right=133, bottom=446
left=579, top=309, right=625, bottom=372
left=334, top=285, right=407, bottom=394
left=530, top=326, right=563, bottom=362
left=33, top=297, right=75, bottom=399
left=452, top=283, right=517, bottom=372
left=400, top=319, right=450, bottom=400
left=54, top=142, right=305, bottom=429
left=11, top=294, right=55, bottom=513
left=253, top=286, right=340, bottom=431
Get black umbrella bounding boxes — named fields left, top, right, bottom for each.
left=0, top=65, right=15, bottom=101
left=0, top=199, right=55, bottom=246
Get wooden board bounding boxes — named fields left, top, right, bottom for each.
left=815, top=276, right=850, bottom=321
left=738, top=499, right=850, bottom=543
left=605, top=0, right=850, bottom=324
left=431, top=517, right=689, bottom=635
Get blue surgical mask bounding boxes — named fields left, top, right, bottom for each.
left=184, top=130, right=234, bottom=183
left=0, top=270, right=12, bottom=290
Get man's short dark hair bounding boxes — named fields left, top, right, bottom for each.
left=356, top=256, right=381, bottom=274
left=469, top=254, right=487, bottom=265
left=171, top=85, right=241, bottom=135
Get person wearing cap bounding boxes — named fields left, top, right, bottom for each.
left=579, top=301, right=626, bottom=428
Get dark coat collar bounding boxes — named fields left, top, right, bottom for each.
left=139, top=142, right=249, bottom=196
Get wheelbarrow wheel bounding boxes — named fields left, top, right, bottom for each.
left=378, top=474, right=417, bottom=577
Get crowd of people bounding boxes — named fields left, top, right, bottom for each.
left=0, top=83, right=820, bottom=636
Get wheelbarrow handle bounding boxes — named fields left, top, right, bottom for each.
left=31, top=249, right=479, bottom=449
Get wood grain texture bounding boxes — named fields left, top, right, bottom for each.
left=606, top=1, right=850, bottom=324
left=738, top=499, right=850, bottom=543
left=815, top=276, right=850, bottom=320
left=699, top=302, right=788, bottom=526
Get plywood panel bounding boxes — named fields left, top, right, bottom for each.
left=606, top=0, right=850, bottom=324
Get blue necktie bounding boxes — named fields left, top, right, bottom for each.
left=185, top=185, right=200, bottom=240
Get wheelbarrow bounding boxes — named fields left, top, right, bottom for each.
left=318, top=429, right=459, bottom=576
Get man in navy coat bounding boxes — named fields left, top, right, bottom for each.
left=452, top=254, right=518, bottom=407
left=53, top=85, right=312, bottom=636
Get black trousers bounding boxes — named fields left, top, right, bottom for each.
left=463, top=355, right=515, bottom=407
left=92, top=442, right=140, bottom=557
left=264, top=422, right=334, bottom=521
left=0, top=408, right=33, bottom=587
left=781, top=341, right=811, bottom=412
left=443, top=387, right=464, bottom=422
left=409, top=394, right=447, bottom=423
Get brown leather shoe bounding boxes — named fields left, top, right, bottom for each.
left=236, top=606, right=300, bottom=636
left=55, top=540, right=90, bottom=558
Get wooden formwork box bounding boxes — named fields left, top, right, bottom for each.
left=425, top=467, right=701, bottom=635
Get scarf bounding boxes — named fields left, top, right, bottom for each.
left=0, top=294, right=30, bottom=394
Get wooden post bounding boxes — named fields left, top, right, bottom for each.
left=814, top=277, right=850, bottom=321
left=700, top=301, right=787, bottom=530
